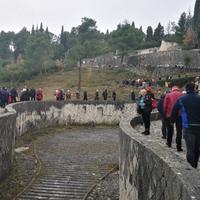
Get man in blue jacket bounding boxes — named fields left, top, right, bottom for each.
left=171, top=82, right=200, bottom=168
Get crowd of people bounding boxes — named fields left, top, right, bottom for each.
left=0, top=87, right=43, bottom=108
left=1, top=78, right=200, bottom=169
left=0, top=87, right=135, bottom=108
left=137, top=80, right=200, bottom=169
left=54, top=88, right=120, bottom=102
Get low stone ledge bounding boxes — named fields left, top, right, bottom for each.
left=119, top=113, right=200, bottom=200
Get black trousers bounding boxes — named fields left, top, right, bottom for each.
left=184, top=129, right=200, bottom=168
left=141, top=111, right=151, bottom=131
left=161, top=117, right=167, bottom=138
left=166, top=117, right=182, bottom=149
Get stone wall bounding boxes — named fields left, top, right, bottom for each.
left=10, top=101, right=135, bottom=137
left=0, top=101, right=135, bottom=180
left=0, top=110, right=16, bottom=181
left=2, top=101, right=200, bottom=200
left=128, top=50, right=200, bottom=68
left=119, top=113, right=200, bottom=200
left=81, top=50, right=200, bottom=70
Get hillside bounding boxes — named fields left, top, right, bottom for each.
left=15, top=67, right=144, bottom=101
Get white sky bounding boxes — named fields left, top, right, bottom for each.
left=0, top=0, right=196, bottom=35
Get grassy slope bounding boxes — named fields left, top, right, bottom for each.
left=21, top=67, right=141, bottom=101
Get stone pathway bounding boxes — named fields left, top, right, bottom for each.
left=0, top=108, right=5, bottom=114
left=17, top=127, right=119, bottom=200
left=134, top=120, right=188, bottom=162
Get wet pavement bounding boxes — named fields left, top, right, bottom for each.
left=16, top=127, right=119, bottom=200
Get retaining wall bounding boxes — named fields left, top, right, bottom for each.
left=10, top=101, right=135, bottom=137
left=119, top=113, right=200, bottom=200
left=0, top=101, right=135, bottom=180
left=1, top=101, right=200, bottom=200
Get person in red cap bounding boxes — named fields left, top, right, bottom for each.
left=146, top=87, right=155, bottom=99
left=36, top=88, right=43, bottom=101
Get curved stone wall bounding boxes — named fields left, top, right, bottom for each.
left=119, top=113, right=200, bottom=200
left=0, top=101, right=135, bottom=180
left=2, top=101, right=200, bottom=200
left=9, top=101, right=134, bottom=137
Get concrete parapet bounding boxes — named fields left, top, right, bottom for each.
left=119, top=113, right=200, bottom=200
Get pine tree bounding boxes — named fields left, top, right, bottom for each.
left=146, top=26, right=153, bottom=41
left=193, top=0, right=200, bottom=47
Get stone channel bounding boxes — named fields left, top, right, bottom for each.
left=16, top=127, right=119, bottom=200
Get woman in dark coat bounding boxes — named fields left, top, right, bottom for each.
left=137, top=89, right=152, bottom=135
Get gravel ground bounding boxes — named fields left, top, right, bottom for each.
left=86, top=170, right=119, bottom=200
left=0, top=147, right=37, bottom=200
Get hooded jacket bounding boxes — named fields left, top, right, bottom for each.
left=171, top=91, right=200, bottom=129
left=163, top=87, right=182, bottom=118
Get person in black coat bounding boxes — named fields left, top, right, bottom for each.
left=130, top=89, right=135, bottom=101
left=29, top=88, right=36, bottom=101
left=137, top=89, right=152, bottom=135
left=20, top=89, right=30, bottom=101
left=171, top=82, right=200, bottom=168
left=157, top=93, right=167, bottom=139
left=102, top=89, right=108, bottom=101
left=83, top=91, right=88, bottom=101
left=10, top=88, right=18, bottom=102
left=112, top=90, right=116, bottom=101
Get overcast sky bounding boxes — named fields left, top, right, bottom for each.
left=0, top=0, right=196, bottom=35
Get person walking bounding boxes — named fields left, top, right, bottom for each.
left=163, top=85, right=183, bottom=151
left=36, top=88, right=43, bottom=101
left=83, top=91, right=88, bottom=101
left=29, top=88, right=36, bottom=101
left=94, top=90, right=99, bottom=101
left=112, top=90, right=116, bottom=101
left=157, top=93, right=167, bottom=139
left=171, top=82, right=200, bottom=168
left=137, top=89, right=152, bottom=135
left=130, top=89, right=135, bottom=101
left=102, top=89, right=108, bottom=101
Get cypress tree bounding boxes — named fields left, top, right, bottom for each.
left=193, top=0, right=200, bottom=47
left=154, top=23, right=164, bottom=42
left=39, top=22, right=44, bottom=32
left=146, top=26, right=153, bottom=41
left=31, top=25, right=35, bottom=35
left=60, top=26, right=64, bottom=45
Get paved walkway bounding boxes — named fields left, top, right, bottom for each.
left=17, top=127, right=119, bottom=200
left=134, top=120, right=189, bottom=163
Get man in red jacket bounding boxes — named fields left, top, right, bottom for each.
left=163, top=85, right=183, bottom=151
